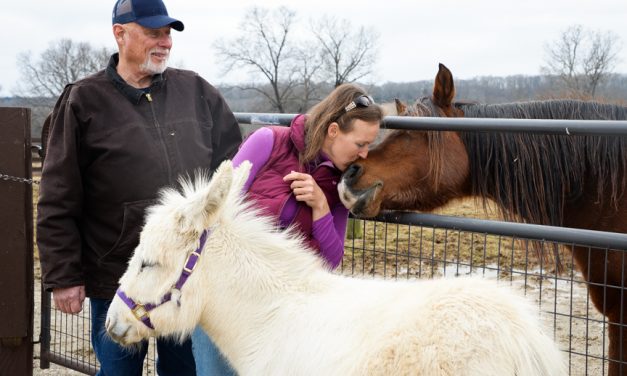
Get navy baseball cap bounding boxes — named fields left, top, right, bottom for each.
left=112, top=0, right=184, bottom=31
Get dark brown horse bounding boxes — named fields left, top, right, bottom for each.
left=339, top=63, right=627, bottom=375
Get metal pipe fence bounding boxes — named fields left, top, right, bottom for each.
left=38, top=114, right=627, bottom=375
left=234, top=112, right=627, bottom=135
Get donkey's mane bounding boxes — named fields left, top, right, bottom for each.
left=424, top=99, right=627, bottom=226
left=153, top=170, right=328, bottom=278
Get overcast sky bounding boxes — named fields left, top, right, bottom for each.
left=3, top=0, right=627, bottom=97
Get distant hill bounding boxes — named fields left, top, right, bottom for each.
left=0, top=97, right=26, bottom=107
left=1, top=97, right=55, bottom=138
left=220, top=73, right=627, bottom=113
left=5, top=73, right=627, bottom=138
left=371, top=73, right=627, bottom=105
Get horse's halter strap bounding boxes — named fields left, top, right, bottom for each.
left=116, top=228, right=210, bottom=330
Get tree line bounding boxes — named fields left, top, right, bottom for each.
left=10, top=72, right=627, bottom=138
left=5, top=5, right=625, bottom=135
left=219, top=73, right=627, bottom=113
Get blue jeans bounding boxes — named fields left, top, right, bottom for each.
left=191, top=326, right=237, bottom=375
left=90, top=298, right=196, bottom=376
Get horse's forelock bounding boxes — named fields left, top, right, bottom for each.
left=417, top=97, right=440, bottom=117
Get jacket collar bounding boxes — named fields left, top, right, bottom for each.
left=289, top=114, right=307, bottom=152
left=106, top=53, right=165, bottom=105
left=289, top=114, right=335, bottom=170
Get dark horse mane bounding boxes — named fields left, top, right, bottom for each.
left=423, top=98, right=627, bottom=227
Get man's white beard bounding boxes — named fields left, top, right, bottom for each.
left=140, top=49, right=169, bottom=74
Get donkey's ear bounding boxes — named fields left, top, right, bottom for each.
left=178, top=161, right=234, bottom=232
left=203, top=160, right=234, bottom=216
left=232, top=161, right=252, bottom=194
left=394, top=98, right=407, bottom=115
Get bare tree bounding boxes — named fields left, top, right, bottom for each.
left=15, top=38, right=113, bottom=136
left=542, top=25, right=621, bottom=98
left=214, top=7, right=298, bottom=113
left=16, top=38, right=112, bottom=98
left=312, top=16, right=379, bottom=88
left=292, top=46, right=325, bottom=111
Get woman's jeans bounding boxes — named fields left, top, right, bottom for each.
left=191, top=326, right=237, bottom=375
left=90, top=298, right=196, bottom=376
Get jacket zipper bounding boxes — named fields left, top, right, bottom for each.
left=145, top=93, right=173, bottom=185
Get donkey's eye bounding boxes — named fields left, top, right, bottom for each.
left=140, top=260, right=159, bottom=272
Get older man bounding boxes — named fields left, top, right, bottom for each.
left=36, top=0, right=242, bottom=374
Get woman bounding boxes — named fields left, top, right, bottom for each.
left=192, top=83, right=383, bottom=374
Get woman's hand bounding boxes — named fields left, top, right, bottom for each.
left=283, top=171, right=330, bottom=220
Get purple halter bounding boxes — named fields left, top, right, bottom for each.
left=116, top=229, right=209, bottom=330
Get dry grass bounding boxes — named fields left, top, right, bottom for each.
left=342, top=198, right=576, bottom=279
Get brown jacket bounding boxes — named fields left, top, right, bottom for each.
left=37, top=54, right=242, bottom=299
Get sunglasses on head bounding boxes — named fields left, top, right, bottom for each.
left=344, top=95, right=375, bottom=113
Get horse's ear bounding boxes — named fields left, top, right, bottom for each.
left=432, top=63, right=455, bottom=108
left=394, top=98, right=407, bottom=115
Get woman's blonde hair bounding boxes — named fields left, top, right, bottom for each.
left=301, top=83, right=383, bottom=164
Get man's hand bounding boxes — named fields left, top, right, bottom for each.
left=53, top=285, right=86, bottom=314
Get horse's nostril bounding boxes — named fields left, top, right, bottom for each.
left=344, top=164, right=362, bottom=182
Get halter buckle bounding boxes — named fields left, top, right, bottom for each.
left=131, top=304, right=149, bottom=321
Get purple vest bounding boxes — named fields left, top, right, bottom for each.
left=247, top=115, right=342, bottom=252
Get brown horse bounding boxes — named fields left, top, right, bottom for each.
left=338, top=63, right=627, bottom=375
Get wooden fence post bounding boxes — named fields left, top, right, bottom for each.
left=0, top=107, right=34, bottom=376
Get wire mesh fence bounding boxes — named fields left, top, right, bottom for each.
left=339, top=217, right=617, bottom=376
left=39, top=291, right=158, bottom=375
left=38, top=213, right=627, bottom=375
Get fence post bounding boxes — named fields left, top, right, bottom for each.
left=0, top=107, right=34, bottom=376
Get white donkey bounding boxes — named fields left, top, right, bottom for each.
left=106, top=161, right=566, bottom=376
